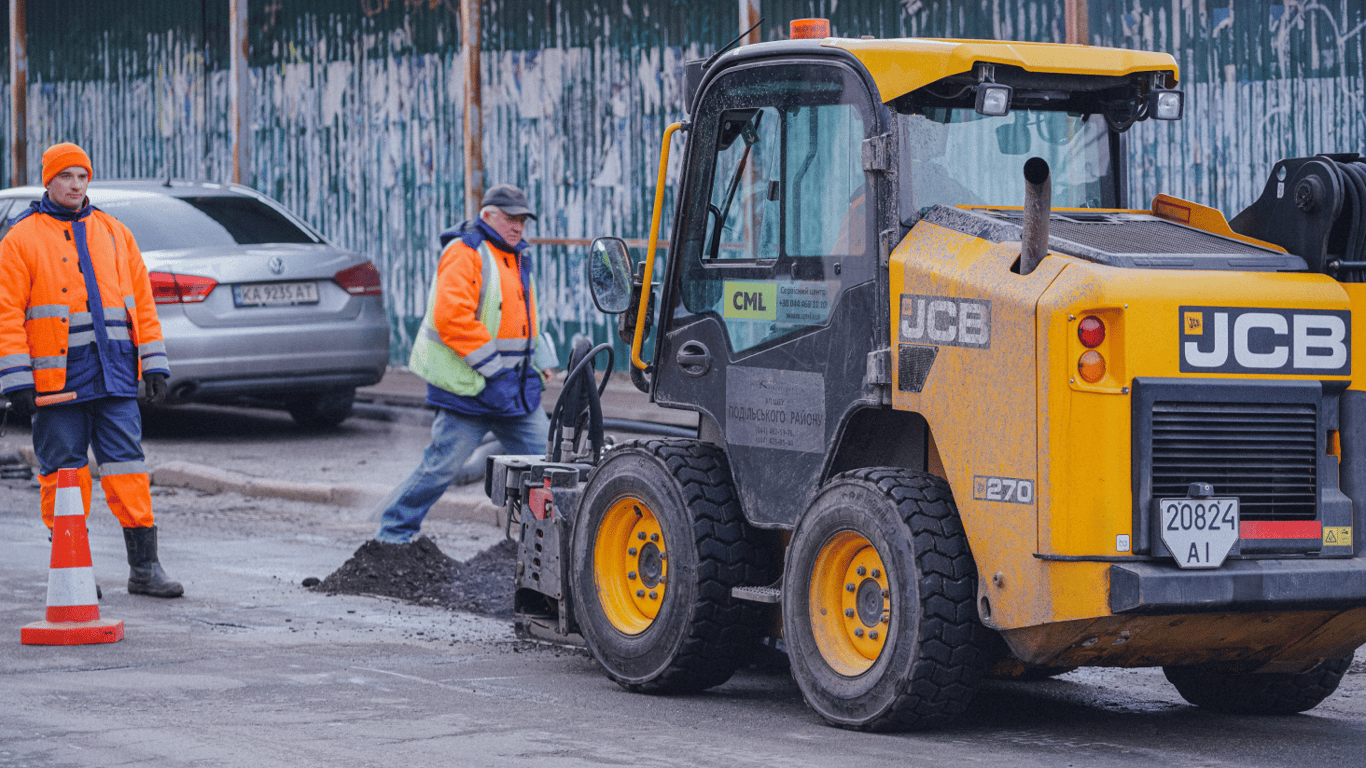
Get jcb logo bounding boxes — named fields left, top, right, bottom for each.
left=899, top=294, right=991, bottom=350
left=1179, top=306, right=1350, bottom=375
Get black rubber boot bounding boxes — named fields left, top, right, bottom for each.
left=124, top=525, right=184, bottom=598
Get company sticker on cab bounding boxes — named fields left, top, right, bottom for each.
left=1179, top=306, right=1350, bottom=375
left=724, top=280, right=837, bottom=325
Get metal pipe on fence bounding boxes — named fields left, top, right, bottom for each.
left=462, top=0, right=484, bottom=220
left=9, top=0, right=27, bottom=187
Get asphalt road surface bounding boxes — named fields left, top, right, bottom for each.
left=2, top=404, right=1364, bottom=767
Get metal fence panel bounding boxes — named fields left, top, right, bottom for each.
left=8, top=1, right=1365, bottom=367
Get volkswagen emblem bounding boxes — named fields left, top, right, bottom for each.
left=267, top=256, right=285, bottom=275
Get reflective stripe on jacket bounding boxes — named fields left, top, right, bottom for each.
left=409, top=238, right=540, bottom=397
left=0, top=197, right=168, bottom=397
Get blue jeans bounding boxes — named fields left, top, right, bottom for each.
left=374, top=406, right=549, bottom=543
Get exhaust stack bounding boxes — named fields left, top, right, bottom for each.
left=1020, top=157, right=1052, bottom=275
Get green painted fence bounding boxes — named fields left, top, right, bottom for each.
left=4, top=1, right=1363, bottom=368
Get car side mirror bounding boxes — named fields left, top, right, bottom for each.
left=587, top=237, right=634, bottom=314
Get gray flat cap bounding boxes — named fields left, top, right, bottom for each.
left=481, top=184, right=537, bottom=220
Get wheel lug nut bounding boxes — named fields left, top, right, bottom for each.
left=844, top=609, right=855, bottom=617
left=869, top=630, right=879, bottom=640
left=881, top=588, right=889, bottom=598
left=871, top=569, right=881, bottom=578
left=846, top=583, right=855, bottom=592
left=628, top=571, right=637, bottom=580
left=628, top=547, right=637, bottom=556
left=637, top=532, right=647, bottom=540
left=854, top=628, right=864, bottom=638
left=650, top=533, right=659, bottom=542
left=649, top=591, right=658, bottom=599
left=636, top=589, right=646, bottom=598
left=881, top=613, right=890, bottom=624
left=856, top=566, right=866, bottom=576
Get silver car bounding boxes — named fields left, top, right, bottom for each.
left=0, top=180, right=390, bottom=428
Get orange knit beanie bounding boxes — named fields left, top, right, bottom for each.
left=42, top=143, right=93, bottom=187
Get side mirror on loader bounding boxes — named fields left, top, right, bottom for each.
left=587, top=237, right=634, bottom=314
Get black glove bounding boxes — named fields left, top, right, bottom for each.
left=6, top=389, right=36, bottom=417
left=142, top=373, right=169, bottom=405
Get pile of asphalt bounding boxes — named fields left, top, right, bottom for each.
left=311, top=536, right=517, bottom=618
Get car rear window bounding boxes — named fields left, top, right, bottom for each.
left=96, top=195, right=319, bottom=252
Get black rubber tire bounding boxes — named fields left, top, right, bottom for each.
left=783, top=468, right=991, bottom=731
left=1163, top=656, right=1353, bottom=714
left=286, top=388, right=355, bottom=429
left=571, top=439, right=771, bottom=693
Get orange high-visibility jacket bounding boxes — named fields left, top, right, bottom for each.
left=0, top=201, right=168, bottom=396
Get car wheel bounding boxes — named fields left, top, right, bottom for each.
left=571, top=439, right=771, bottom=693
left=783, top=468, right=991, bottom=731
left=286, top=389, right=355, bottom=429
left=1163, top=656, right=1353, bottom=714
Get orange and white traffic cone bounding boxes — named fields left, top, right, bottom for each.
left=21, top=467, right=124, bottom=645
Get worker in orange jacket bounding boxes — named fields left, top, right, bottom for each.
left=0, top=142, right=182, bottom=598
left=375, top=184, right=556, bottom=543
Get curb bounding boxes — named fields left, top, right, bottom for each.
left=148, top=460, right=502, bottom=525
left=4, top=444, right=501, bottom=528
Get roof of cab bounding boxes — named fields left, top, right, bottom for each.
left=821, top=38, right=1180, bottom=103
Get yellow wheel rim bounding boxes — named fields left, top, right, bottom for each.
left=809, top=530, right=891, bottom=676
left=593, top=496, right=668, bottom=635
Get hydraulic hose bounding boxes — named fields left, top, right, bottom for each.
left=547, top=342, right=614, bottom=463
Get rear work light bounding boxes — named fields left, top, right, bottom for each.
left=1077, top=315, right=1106, bottom=348
left=334, top=262, right=383, bottom=296
left=149, top=272, right=217, bottom=304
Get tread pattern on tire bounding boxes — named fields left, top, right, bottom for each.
left=834, top=468, right=991, bottom=731
left=598, top=438, right=772, bottom=694
left=1163, top=656, right=1353, bottom=714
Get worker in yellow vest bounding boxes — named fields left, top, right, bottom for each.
left=375, top=185, right=554, bottom=543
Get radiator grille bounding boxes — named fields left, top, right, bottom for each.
left=1150, top=401, right=1318, bottom=521
left=1046, top=216, right=1272, bottom=256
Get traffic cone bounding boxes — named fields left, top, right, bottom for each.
left=21, top=468, right=124, bottom=645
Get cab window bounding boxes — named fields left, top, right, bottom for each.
left=677, top=62, right=875, bottom=356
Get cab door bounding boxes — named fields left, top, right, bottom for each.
left=653, top=58, right=887, bottom=527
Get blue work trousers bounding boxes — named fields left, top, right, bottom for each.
left=32, top=396, right=146, bottom=475
left=374, top=406, right=548, bottom=543
left=31, top=396, right=152, bottom=528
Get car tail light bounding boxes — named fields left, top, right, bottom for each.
left=334, top=262, right=383, bottom=295
left=149, top=272, right=217, bottom=304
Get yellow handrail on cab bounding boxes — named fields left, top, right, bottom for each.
left=631, top=121, right=684, bottom=371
